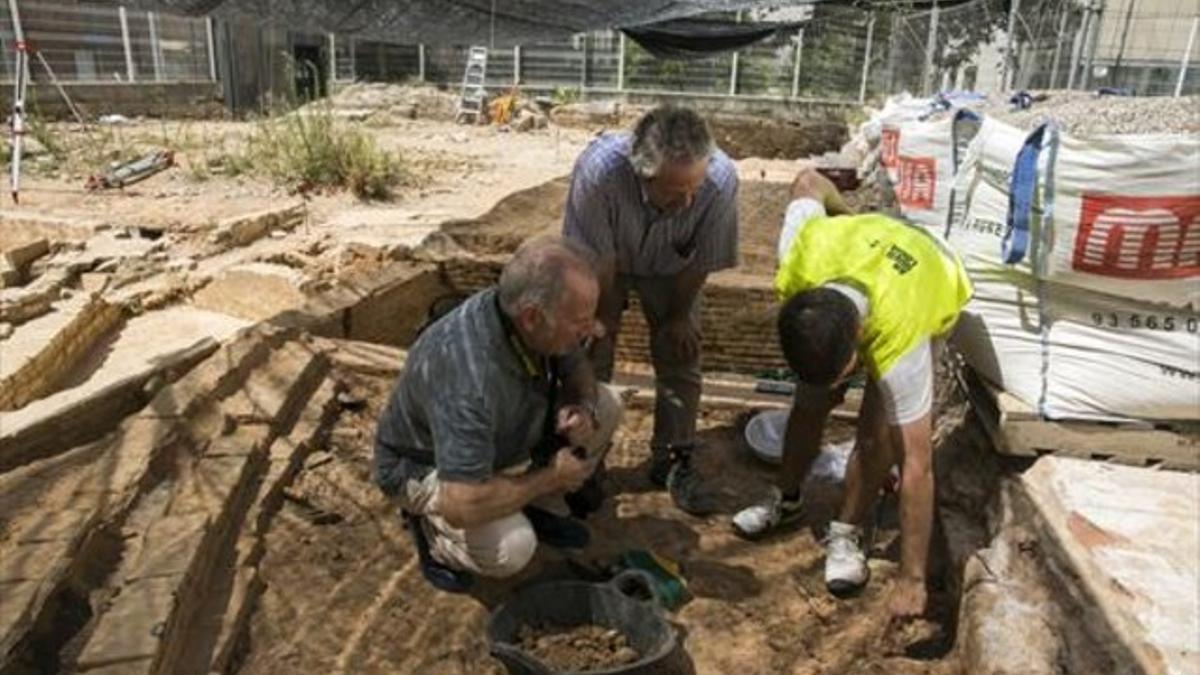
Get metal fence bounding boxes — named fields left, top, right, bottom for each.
left=3, top=0, right=1198, bottom=100
left=329, top=0, right=1197, bottom=100
left=1, top=1, right=213, bottom=84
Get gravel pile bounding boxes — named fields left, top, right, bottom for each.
left=931, top=91, right=1200, bottom=135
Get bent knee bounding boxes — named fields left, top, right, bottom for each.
left=466, top=514, right=537, bottom=578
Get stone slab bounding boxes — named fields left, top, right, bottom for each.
left=76, top=575, right=180, bottom=669
left=204, top=424, right=271, bottom=458
left=168, top=455, right=257, bottom=518
left=327, top=339, right=408, bottom=377
left=190, top=263, right=309, bottom=323
left=75, top=657, right=154, bottom=675
left=1022, top=457, right=1200, bottom=675
left=125, top=513, right=211, bottom=583
left=222, top=341, right=326, bottom=431
left=0, top=338, right=213, bottom=475
left=15, top=507, right=95, bottom=543
left=0, top=296, right=88, bottom=381
left=0, top=541, right=71, bottom=583
left=4, top=238, right=50, bottom=271
left=0, top=580, right=41, bottom=658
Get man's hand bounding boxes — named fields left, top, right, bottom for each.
left=790, top=167, right=854, bottom=216
left=557, top=403, right=598, bottom=448
left=550, top=447, right=594, bottom=492
left=887, top=576, right=928, bottom=623
left=659, top=319, right=700, bottom=365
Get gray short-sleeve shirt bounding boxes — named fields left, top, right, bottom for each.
left=562, top=132, right=739, bottom=277
left=374, top=288, right=577, bottom=494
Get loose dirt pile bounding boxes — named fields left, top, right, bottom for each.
left=516, top=623, right=640, bottom=671
left=323, top=82, right=459, bottom=123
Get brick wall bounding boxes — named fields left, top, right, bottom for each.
left=0, top=297, right=126, bottom=411
left=440, top=256, right=785, bottom=374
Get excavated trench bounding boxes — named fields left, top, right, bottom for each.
left=0, top=170, right=1126, bottom=675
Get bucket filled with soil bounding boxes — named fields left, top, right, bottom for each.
left=488, top=570, right=682, bottom=674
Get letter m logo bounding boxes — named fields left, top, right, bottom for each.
left=1073, top=194, right=1200, bottom=280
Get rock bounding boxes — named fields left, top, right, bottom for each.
left=94, top=259, right=120, bottom=273
left=80, top=273, right=111, bottom=294
left=0, top=261, right=20, bottom=288
left=4, top=238, right=50, bottom=271
left=165, top=258, right=197, bottom=272
left=514, top=110, right=537, bottom=133
left=0, top=322, right=12, bottom=339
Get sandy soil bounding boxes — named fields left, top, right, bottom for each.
left=238, top=367, right=960, bottom=675
left=8, top=116, right=593, bottom=253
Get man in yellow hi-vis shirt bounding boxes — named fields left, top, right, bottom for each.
left=732, top=168, right=972, bottom=621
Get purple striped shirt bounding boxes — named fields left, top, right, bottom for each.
left=562, top=132, right=739, bottom=277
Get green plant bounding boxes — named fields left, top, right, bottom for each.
left=241, top=103, right=406, bottom=200
left=552, top=86, right=582, bottom=106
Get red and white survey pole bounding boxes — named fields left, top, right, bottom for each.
left=8, top=0, right=28, bottom=203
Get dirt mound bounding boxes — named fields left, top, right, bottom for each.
left=516, top=623, right=639, bottom=671
left=441, top=175, right=882, bottom=278
left=549, top=101, right=849, bottom=160
left=325, top=82, right=458, bottom=122
left=709, top=115, right=848, bottom=161
left=440, top=177, right=569, bottom=255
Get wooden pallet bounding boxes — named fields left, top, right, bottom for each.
left=962, top=367, right=1200, bottom=471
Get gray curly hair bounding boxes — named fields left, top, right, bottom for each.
left=629, top=105, right=716, bottom=178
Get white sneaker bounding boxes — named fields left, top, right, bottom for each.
left=731, top=486, right=804, bottom=540
left=824, top=521, right=869, bottom=595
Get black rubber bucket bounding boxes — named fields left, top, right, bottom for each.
left=487, top=570, right=683, bottom=675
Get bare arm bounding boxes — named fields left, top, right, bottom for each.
left=778, top=392, right=836, bottom=493
left=790, top=167, right=855, bottom=216
left=439, top=448, right=591, bottom=528
left=894, top=413, right=934, bottom=585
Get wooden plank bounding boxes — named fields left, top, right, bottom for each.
left=1006, top=419, right=1199, bottom=470
left=963, top=366, right=1200, bottom=471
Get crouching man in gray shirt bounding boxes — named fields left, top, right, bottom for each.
left=374, top=237, right=623, bottom=591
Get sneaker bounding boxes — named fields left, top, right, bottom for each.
left=403, top=511, right=474, bottom=594
left=824, top=520, right=869, bottom=596
left=731, top=486, right=805, bottom=540
left=522, top=505, right=590, bottom=550
left=666, top=455, right=717, bottom=516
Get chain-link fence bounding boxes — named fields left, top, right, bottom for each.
left=3, top=0, right=1198, bottom=100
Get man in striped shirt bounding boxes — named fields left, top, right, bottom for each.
left=563, top=105, right=739, bottom=515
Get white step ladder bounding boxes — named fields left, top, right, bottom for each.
left=456, top=46, right=488, bottom=124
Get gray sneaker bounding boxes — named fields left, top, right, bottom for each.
left=666, top=456, right=717, bottom=516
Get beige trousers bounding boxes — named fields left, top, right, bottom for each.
left=397, top=384, right=623, bottom=578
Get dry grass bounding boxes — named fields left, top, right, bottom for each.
left=237, top=105, right=408, bottom=200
